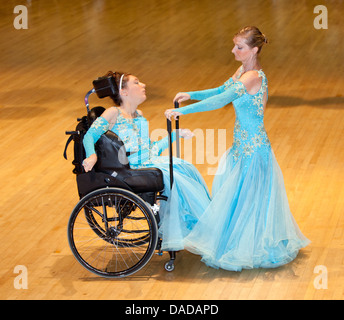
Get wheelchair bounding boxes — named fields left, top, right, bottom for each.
left=64, top=76, right=181, bottom=278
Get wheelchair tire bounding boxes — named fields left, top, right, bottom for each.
left=68, top=187, right=158, bottom=278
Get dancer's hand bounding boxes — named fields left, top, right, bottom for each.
left=173, top=92, right=190, bottom=103
left=165, top=109, right=183, bottom=121
left=178, top=128, right=194, bottom=140
left=82, top=154, right=97, bottom=172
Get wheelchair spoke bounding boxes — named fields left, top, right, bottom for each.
left=84, top=204, right=103, bottom=219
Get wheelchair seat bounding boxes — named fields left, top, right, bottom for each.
left=76, top=130, right=164, bottom=199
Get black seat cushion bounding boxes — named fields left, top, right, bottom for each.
left=77, top=171, right=131, bottom=199
left=76, top=172, right=158, bottom=205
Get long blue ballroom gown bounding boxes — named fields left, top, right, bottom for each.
left=83, top=107, right=211, bottom=252
left=178, top=67, right=310, bottom=271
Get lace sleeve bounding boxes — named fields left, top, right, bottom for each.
left=179, top=80, right=246, bottom=116
left=153, top=131, right=176, bottom=155
left=83, top=116, right=110, bottom=158
left=185, top=78, right=234, bottom=101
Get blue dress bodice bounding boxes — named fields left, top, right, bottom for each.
left=180, top=67, right=272, bottom=165
left=110, top=108, right=173, bottom=168
left=111, top=108, right=151, bottom=154
left=230, top=70, right=271, bottom=162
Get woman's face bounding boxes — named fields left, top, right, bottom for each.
left=122, top=75, right=146, bottom=105
left=231, top=36, right=257, bottom=62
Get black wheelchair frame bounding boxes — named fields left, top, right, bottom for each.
left=65, top=86, right=181, bottom=278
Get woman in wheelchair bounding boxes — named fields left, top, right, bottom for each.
left=82, top=71, right=211, bottom=252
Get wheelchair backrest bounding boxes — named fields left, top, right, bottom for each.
left=64, top=106, right=106, bottom=175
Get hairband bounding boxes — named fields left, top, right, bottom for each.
left=119, top=73, right=125, bottom=90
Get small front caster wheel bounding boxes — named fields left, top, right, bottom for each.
left=165, top=261, right=175, bottom=272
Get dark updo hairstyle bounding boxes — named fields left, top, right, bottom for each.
left=234, top=26, right=268, bottom=54
left=104, top=71, right=131, bottom=105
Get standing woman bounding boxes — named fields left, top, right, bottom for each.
left=82, top=71, right=211, bottom=252
left=165, top=26, right=310, bottom=271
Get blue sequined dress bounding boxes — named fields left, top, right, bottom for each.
left=83, top=108, right=211, bottom=251
left=178, top=67, right=310, bottom=271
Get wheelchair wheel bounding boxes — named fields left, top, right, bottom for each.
left=68, top=187, right=158, bottom=278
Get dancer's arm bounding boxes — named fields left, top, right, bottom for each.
left=185, top=78, right=234, bottom=101
left=173, top=78, right=234, bottom=103
left=179, top=80, right=244, bottom=115
left=153, top=131, right=176, bottom=155
left=82, top=108, right=118, bottom=172
left=83, top=116, right=110, bottom=158
left=166, top=80, right=245, bottom=119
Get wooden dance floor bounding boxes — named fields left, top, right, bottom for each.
left=1, top=0, right=343, bottom=300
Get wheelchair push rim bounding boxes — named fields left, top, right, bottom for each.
left=67, top=187, right=158, bottom=278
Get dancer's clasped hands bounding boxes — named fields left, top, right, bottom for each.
left=165, top=92, right=190, bottom=120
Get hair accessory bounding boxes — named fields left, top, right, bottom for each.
left=119, top=73, right=125, bottom=90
